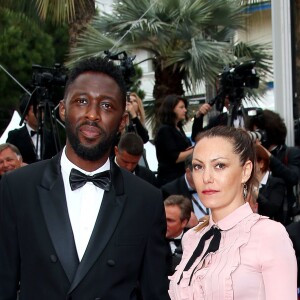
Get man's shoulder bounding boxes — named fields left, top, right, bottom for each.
left=7, top=126, right=27, bottom=138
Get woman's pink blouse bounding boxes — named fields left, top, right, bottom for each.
left=168, top=203, right=297, bottom=300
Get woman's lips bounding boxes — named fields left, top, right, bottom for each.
left=202, top=189, right=218, bottom=195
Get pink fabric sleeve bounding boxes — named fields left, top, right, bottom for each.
left=259, top=220, right=297, bottom=300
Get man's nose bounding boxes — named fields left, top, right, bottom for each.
left=86, top=103, right=100, bottom=120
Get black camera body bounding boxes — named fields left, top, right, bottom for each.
left=31, top=63, right=67, bottom=88
left=104, top=50, right=136, bottom=91
left=209, top=60, right=260, bottom=112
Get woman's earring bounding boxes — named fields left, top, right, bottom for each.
left=243, top=183, right=248, bottom=199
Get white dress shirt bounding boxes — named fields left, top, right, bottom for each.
left=60, top=147, right=110, bottom=261
left=26, top=123, right=41, bottom=159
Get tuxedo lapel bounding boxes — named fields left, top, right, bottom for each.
left=37, top=153, right=79, bottom=283
left=69, top=163, right=127, bottom=293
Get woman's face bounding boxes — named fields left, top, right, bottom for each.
left=129, top=95, right=139, bottom=113
left=173, top=100, right=187, bottom=123
left=192, top=136, right=252, bottom=221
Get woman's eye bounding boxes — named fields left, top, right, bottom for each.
left=215, top=163, right=225, bottom=169
left=193, top=164, right=203, bottom=171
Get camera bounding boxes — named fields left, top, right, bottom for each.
left=219, top=60, right=259, bottom=91
left=31, top=63, right=67, bottom=88
left=248, top=129, right=268, bottom=147
left=104, top=50, right=136, bottom=91
left=209, top=60, right=260, bottom=112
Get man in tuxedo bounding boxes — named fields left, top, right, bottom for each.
left=161, top=154, right=208, bottom=224
left=0, top=57, right=169, bottom=300
left=6, top=93, right=57, bottom=164
left=164, top=195, right=192, bottom=275
left=114, top=132, right=158, bottom=187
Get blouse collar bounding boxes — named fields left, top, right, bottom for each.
left=209, top=202, right=253, bottom=231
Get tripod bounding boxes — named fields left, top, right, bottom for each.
left=19, top=86, right=62, bottom=161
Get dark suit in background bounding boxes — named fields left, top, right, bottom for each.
left=7, top=125, right=57, bottom=164
left=0, top=154, right=169, bottom=300
left=134, top=164, right=158, bottom=187
left=257, top=175, right=286, bottom=222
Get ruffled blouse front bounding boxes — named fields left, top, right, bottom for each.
left=168, top=203, right=297, bottom=300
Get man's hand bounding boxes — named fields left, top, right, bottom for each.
left=195, top=103, right=212, bottom=118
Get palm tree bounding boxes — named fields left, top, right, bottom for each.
left=67, top=0, right=271, bottom=106
left=2, top=0, right=96, bottom=48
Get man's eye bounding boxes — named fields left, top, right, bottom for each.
left=100, top=103, right=111, bottom=110
left=76, top=98, right=88, bottom=104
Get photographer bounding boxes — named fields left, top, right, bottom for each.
left=6, top=93, right=57, bottom=164
left=191, top=95, right=245, bottom=142
left=125, top=92, right=149, bottom=143
left=247, top=109, right=300, bottom=224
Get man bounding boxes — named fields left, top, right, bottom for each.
left=0, top=143, right=23, bottom=175
left=247, top=109, right=300, bottom=224
left=161, top=154, right=208, bottom=224
left=0, top=57, right=169, bottom=300
left=114, top=132, right=158, bottom=187
left=6, top=93, right=57, bottom=164
left=164, top=195, right=192, bottom=275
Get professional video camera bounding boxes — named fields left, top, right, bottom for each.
left=104, top=50, right=136, bottom=92
left=31, top=63, right=67, bottom=88
left=209, top=60, right=260, bottom=111
left=19, top=63, right=68, bottom=159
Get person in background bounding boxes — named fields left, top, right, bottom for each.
left=0, top=143, right=24, bottom=176
left=0, top=57, right=169, bottom=300
left=6, top=93, right=57, bottom=164
left=114, top=132, right=158, bottom=187
left=247, top=109, right=300, bottom=224
left=164, top=195, right=192, bottom=276
left=169, top=126, right=297, bottom=300
left=155, top=94, right=193, bottom=187
left=161, top=154, right=207, bottom=227
left=125, top=92, right=149, bottom=143
left=253, top=143, right=286, bottom=223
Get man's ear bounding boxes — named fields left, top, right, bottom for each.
left=114, top=146, right=119, bottom=156
left=118, top=112, right=128, bottom=133
left=181, top=219, right=188, bottom=230
left=59, top=100, right=66, bottom=122
left=242, top=160, right=253, bottom=184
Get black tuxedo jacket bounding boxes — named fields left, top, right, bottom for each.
left=6, top=125, right=57, bottom=164
left=161, top=175, right=191, bottom=200
left=257, top=175, right=286, bottom=222
left=134, top=164, right=158, bottom=187
left=0, top=154, right=169, bottom=300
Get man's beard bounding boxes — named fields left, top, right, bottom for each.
left=65, top=119, right=118, bottom=161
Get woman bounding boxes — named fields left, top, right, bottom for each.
left=254, top=143, right=287, bottom=223
left=169, top=126, right=297, bottom=299
left=155, top=95, right=193, bottom=186
left=125, top=92, right=149, bottom=143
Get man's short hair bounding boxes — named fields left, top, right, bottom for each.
left=0, top=143, right=22, bottom=158
left=117, top=132, right=144, bottom=156
left=164, top=195, right=192, bottom=222
left=64, top=57, right=127, bottom=108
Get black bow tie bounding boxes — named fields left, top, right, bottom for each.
left=69, top=168, right=111, bottom=191
left=30, top=130, right=37, bottom=137
left=167, top=238, right=182, bottom=247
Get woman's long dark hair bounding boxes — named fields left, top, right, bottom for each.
left=157, top=94, right=188, bottom=127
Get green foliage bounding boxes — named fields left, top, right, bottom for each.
left=0, top=8, right=68, bottom=113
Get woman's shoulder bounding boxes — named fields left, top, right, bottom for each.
left=251, top=216, right=290, bottom=242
